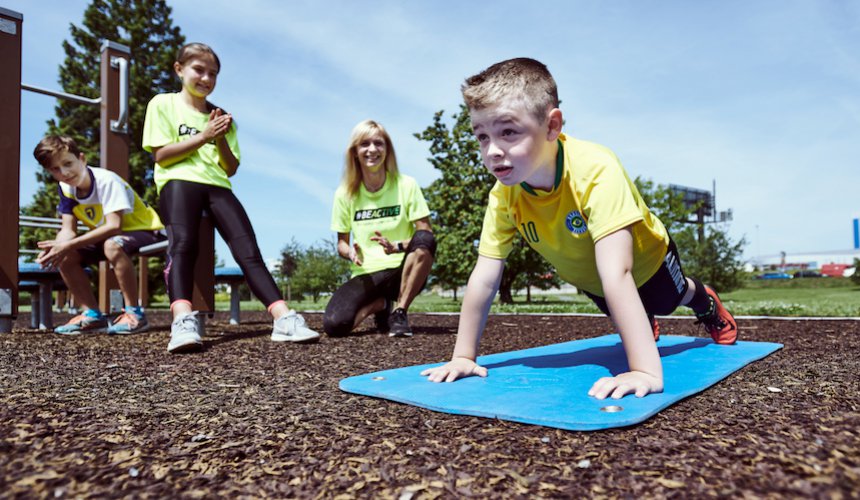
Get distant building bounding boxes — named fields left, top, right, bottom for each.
left=751, top=249, right=860, bottom=272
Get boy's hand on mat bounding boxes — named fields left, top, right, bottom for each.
left=588, top=371, right=663, bottom=400
left=421, top=357, right=488, bottom=383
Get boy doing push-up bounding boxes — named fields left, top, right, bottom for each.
left=422, top=58, right=737, bottom=400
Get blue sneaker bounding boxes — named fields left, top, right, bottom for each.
left=54, top=309, right=107, bottom=335
left=108, top=307, right=149, bottom=335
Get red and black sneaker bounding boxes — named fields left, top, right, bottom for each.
left=695, top=286, right=738, bottom=345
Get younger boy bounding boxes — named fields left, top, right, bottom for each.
left=33, top=135, right=166, bottom=335
left=422, top=59, right=737, bottom=400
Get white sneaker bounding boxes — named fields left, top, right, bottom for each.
left=168, top=312, right=203, bottom=353
left=272, top=310, right=320, bottom=343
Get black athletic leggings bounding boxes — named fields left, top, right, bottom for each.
left=323, top=230, right=436, bottom=336
left=159, top=180, right=281, bottom=307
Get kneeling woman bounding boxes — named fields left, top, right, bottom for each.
left=325, top=120, right=435, bottom=337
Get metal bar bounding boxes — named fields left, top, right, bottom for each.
left=29, top=292, right=39, bottom=329
left=19, top=221, right=89, bottom=231
left=110, top=56, right=129, bottom=133
left=20, top=215, right=64, bottom=223
left=18, top=222, right=63, bottom=229
left=38, top=282, right=53, bottom=330
left=230, top=283, right=241, bottom=325
left=21, top=83, right=100, bottom=106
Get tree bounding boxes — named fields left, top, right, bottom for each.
left=675, top=226, right=747, bottom=293
left=415, top=105, right=555, bottom=302
left=287, top=239, right=350, bottom=303
left=501, top=238, right=562, bottom=302
left=635, top=177, right=747, bottom=293
left=276, top=238, right=302, bottom=301
left=20, top=0, right=185, bottom=294
left=633, top=177, right=692, bottom=235
left=414, top=106, right=488, bottom=300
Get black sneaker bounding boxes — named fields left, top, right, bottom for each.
left=374, top=299, right=391, bottom=334
left=388, top=307, right=412, bottom=337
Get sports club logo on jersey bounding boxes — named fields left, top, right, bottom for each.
left=565, top=210, right=587, bottom=234
left=353, top=205, right=401, bottom=221
left=85, top=207, right=97, bottom=221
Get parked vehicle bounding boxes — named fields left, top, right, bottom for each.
left=793, top=270, right=823, bottom=278
left=755, top=272, right=793, bottom=280
left=821, top=263, right=851, bottom=277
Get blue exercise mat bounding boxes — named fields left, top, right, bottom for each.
left=339, top=334, right=783, bottom=431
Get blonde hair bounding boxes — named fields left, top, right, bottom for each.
left=33, top=135, right=81, bottom=168
left=461, top=58, right=559, bottom=123
left=341, top=120, right=399, bottom=198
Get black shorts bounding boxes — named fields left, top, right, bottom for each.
left=583, top=239, right=689, bottom=317
left=76, top=230, right=166, bottom=266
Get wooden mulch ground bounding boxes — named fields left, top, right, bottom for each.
left=1, top=311, right=858, bottom=498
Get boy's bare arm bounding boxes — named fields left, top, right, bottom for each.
left=37, top=212, right=123, bottom=267
left=422, top=255, right=504, bottom=382
left=589, top=227, right=663, bottom=399
left=54, top=214, right=78, bottom=242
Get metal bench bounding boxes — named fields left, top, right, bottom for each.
left=214, top=267, right=245, bottom=325
left=17, top=263, right=96, bottom=330
left=16, top=216, right=241, bottom=330
left=17, top=263, right=63, bottom=330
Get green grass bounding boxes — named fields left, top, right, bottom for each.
left=29, top=278, right=860, bottom=318
left=720, top=279, right=860, bottom=317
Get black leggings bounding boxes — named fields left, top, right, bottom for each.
left=323, top=230, right=436, bottom=336
left=159, top=180, right=281, bottom=307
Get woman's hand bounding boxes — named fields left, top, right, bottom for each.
left=348, top=243, right=363, bottom=266
left=370, top=231, right=398, bottom=254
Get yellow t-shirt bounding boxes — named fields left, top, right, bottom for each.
left=141, top=93, right=240, bottom=193
left=478, top=133, right=669, bottom=297
left=331, top=173, right=431, bottom=277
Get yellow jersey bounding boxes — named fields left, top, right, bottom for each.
left=478, top=133, right=669, bottom=297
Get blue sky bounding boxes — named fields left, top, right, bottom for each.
left=9, top=0, right=860, bottom=267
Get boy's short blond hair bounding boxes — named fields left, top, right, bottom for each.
left=461, top=58, right=559, bottom=123
left=33, top=135, right=81, bottom=168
